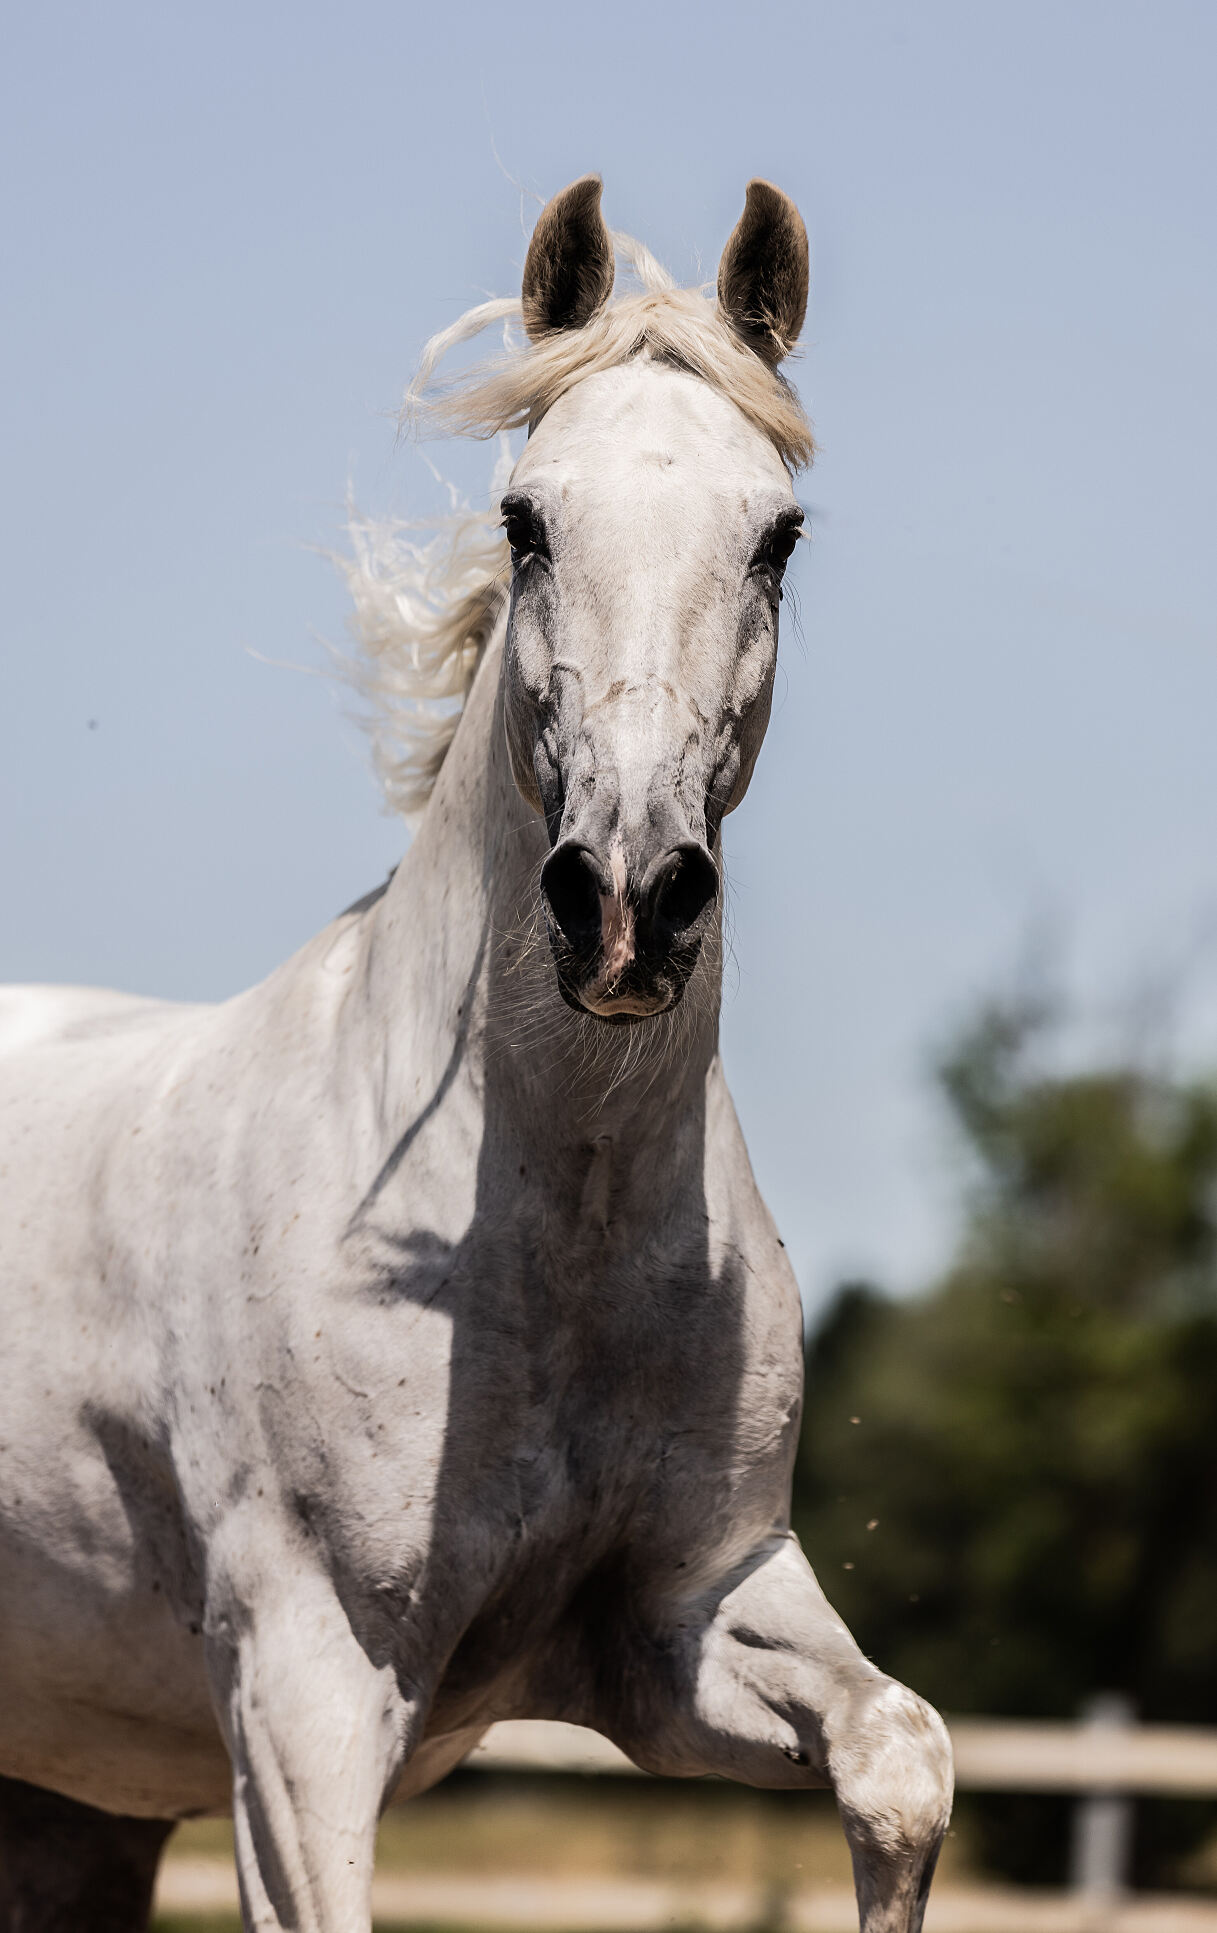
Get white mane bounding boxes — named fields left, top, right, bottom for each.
left=341, top=229, right=814, bottom=819
left=338, top=492, right=511, bottom=820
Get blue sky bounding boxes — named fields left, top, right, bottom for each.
left=3, top=2, right=1215, bottom=1307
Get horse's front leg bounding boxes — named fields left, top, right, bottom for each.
left=205, top=1559, right=413, bottom=1933
left=617, top=1536, right=953, bottom=1933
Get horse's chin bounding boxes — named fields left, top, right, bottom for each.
left=553, top=972, right=680, bottom=1025
left=582, top=988, right=674, bottom=1023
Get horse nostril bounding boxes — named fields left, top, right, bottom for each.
left=540, top=844, right=605, bottom=955
left=645, top=843, right=719, bottom=945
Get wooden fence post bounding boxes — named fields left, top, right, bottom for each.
left=1069, top=1692, right=1136, bottom=1906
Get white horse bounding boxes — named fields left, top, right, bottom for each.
left=0, top=178, right=952, bottom=1933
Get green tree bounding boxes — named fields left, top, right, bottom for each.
left=793, top=1002, right=1217, bottom=1888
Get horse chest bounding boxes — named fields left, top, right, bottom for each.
left=420, top=1242, right=775, bottom=1583
left=414, top=1304, right=792, bottom=1729
left=443, top=1227, right=738, bottom=1508
left=287, top=1176, right=797, bottom=1710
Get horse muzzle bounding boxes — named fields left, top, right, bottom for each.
left=539, top=836, right=719, bottom=1021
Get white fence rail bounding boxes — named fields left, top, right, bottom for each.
left=467, top=1706, right=1217, bottom=1916
left=153, top=1711, right=1217, bottom=1931
left=468, top=1713, right=1217, bottom=1797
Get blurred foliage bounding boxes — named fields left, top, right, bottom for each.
left=792, top=998, right=1217, bottom=1889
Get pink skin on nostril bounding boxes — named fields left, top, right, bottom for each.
left=599, top=848, right=635, bottom=987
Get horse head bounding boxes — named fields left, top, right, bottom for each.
left=499, top=177, right=810, bottom=1021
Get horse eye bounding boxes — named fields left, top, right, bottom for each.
left=750, top=516, right=804, bottom=589
left=765, top=525, right=801, bottom=572
left=501, top=501, right=548, bottom=567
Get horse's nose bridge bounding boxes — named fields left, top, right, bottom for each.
left=572, top=678, right=708, bottom=862
left=542, top=678, right=720, bottom=1010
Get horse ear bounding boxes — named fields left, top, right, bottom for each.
left=717, top=180, right=810, bottom=367
left=521, top=176, right=616, bottom=343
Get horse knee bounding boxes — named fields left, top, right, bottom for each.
left=829, top=1676, right=953, bottom=1860
left=623, top=1541, right=953, bottom=1850
left=688, top=1643, right=953, bottom=1850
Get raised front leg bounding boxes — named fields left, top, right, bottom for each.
left=615, top=1537, right=953, bottom=1933
left=206, top=1567, right=413, bottom=1933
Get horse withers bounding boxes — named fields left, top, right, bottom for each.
left=0, top=179, right=952, bottom=1933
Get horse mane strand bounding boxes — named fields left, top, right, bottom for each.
left=336, top=498, right=509, bottom=821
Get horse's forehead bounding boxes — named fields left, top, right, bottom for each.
left=514, top=363, right=792, bottom=507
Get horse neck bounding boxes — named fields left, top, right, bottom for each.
left=357, top=632, right=723, bottom=1165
